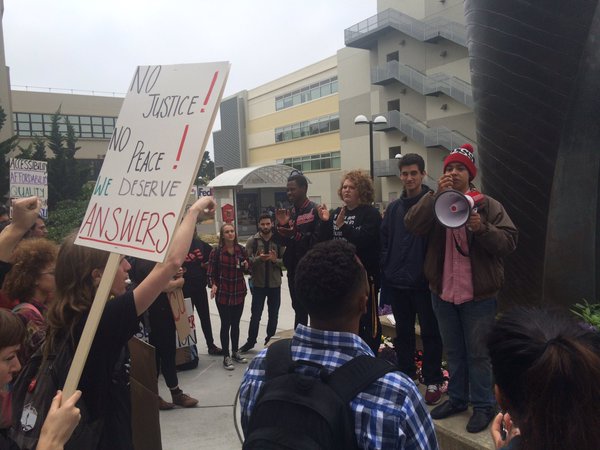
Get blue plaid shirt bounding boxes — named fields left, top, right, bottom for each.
left=239, top=325, right=439, bottom=450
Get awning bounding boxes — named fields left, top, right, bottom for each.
left=207, top=164, right=310, bottom=189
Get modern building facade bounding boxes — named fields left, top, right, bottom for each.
left=213, top=0, right=476, bottom=212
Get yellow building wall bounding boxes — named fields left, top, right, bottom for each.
left=248, top=132, right=340, bottom=165
left=247, top=94, right=339, bottom=135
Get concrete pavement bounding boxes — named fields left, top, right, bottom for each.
left=155, top=272, right=494, bottom=450
left=157, top=274, right=295, bottom=450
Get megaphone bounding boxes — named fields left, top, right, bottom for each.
left=434, top=190, right=484, bottom=228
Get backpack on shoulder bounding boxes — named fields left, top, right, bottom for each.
left=243, top=339, right=397, bottom=450
left=10, top=336, right=103, bottom=450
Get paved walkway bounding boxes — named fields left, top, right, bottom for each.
left=156, top=273, right=493, bottom=450
left=157, top=274, right=295, bottom=450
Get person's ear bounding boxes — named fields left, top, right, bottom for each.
left=91, top=268, right=103, bottom=287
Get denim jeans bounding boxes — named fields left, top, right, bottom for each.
left=389, top=287, right=443, bottom=385
left=431, top=294, right=496, bottom=410
left=246, top=287, right=281, bottom=345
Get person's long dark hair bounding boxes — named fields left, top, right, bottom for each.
left=488, top=307, right=600, bottom=450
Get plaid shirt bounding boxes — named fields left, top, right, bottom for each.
left=207, top=244, right=248, bottom=306
left=239, top=325, right=439, bottom=450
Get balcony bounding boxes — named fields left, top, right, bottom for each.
left=379, top=110, right=474, bottom=151
left=374, top=159, right=399, bottom=177
left=345, top=8, right=467, bottom=49
left=372, top=60, right=473, bottom=108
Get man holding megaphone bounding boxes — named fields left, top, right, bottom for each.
left=405, top=144, right=518, bottom=434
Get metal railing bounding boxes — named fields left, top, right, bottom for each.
left=379, top=110, right=474, bottom=151
left=345, top=8, right=467, bottom=48
left=372, top=60, right=473, bottom=108
left=374, top=159, right=399, bottom=177
left=11, top=84, right=126, bottom=97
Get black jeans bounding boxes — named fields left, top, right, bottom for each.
left=148, top=295, right=178, bottom=388
left=216, top=302, right=244, bottom=356
left=246, top=286, right=281, bottom=345
left=183, top=283, right=216, bottom=348
left=389, top=287, right=444, bottom=385
left=288, top=272, right=308, bottom=328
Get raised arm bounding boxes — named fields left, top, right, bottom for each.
left=0, top=196, right=41, bottom=262
left=131, top=197, right=215, bottom=316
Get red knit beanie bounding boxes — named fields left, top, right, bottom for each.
left=443, top=143, right=476, bottom=180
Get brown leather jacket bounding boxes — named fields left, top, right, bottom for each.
left=404, top=191, right=517, bottom=300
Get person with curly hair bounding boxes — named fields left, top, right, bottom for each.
left=317, top=170, right=382, bottom=354
left=2, top=238, right=58, bottom=364
left=487, top=307, right=600, bottom=450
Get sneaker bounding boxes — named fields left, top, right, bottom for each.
left=158, top=396, right=175, bottom=410
left=239, top=342, right=255, bottom=353
left=223, top=356, right=234, bottom=370
left=208, top=345, right=223, bottom=356
left=264, top=336, right=272, bottom=346
left=171, top=392, right=198, bottom=408
left=466, top=408, right=495, bottom=433
left=424, top=384, right=442, bottom=405
left=430, top=400, right=468, bottom=420
left=232, top=351, right=248, bottom=363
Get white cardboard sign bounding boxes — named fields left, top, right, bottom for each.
left=75, top=62, right=229, bottom=261
left=9, top=158, right=49, bottom=218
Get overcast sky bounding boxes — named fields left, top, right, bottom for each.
left=3, top=0, right=376, bottom=97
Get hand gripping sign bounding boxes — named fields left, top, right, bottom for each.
left=63, top=63, right=229, bottom=398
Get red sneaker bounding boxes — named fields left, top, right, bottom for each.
left=425, top=384, right=442, bottom=405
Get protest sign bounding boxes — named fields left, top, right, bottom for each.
left=63, top=62, right=229, bottom=399
left=75, top=62, right=230, bottom=262
left=9, top=159, right=48, bottom=218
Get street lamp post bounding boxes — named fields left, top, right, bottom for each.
left=354, top=114, right=388, bottom=179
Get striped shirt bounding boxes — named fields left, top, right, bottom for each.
left=239, top=325, right=439, bottom=450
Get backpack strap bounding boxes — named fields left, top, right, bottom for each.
left=327, top=355, right=397, bottom=403
left=264, top=339, right=294, bottom=380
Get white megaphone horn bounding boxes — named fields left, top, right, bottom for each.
left=434, top=189, right=477, bottom=228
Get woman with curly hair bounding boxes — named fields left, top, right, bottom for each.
left=2, top=238, right=58, bottom=364
left=317, top=170, right=382, bottom=353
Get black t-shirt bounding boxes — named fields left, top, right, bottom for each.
left=0, top=429, right=18, bottom=450
left=182, top=237, right=213, bottom=285
left=74, top=290, right=138, bottom=449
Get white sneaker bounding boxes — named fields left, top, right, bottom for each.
left=232, top=351, right=248, bottom=364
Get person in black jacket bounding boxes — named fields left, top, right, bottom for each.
left=317, top=170, right=382, bottom=354
left=380, top=154, right=444, bottom=405
left=275, top=171, right=320, bottom=327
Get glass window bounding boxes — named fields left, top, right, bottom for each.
left=319, top=119, right=329, bottom=133
left=275, top=131, right=283, bottom=142
left=91, top=117, right=102, bottom=125
left=321, top=158, right=331, bottom=169
left=332, top=153, right=341, bottom=168
left=283, top=129, right=292, bottom=141
left=30, top=114, right=43, bottom=122
left=309, top=120, right=319, bottom=135
left=276, top=99, right=284, bottom=110
left=19, top=122, right=31, bottom=131
left=17, top=113, right=29, bottom=121
left=292, top=93, right=301, bottom=105
left=301, top=161, right=311, bottom=172
left=283, top=96, right=293, bottom=108
left=331, top=80, right=338, bottom=93
left=79, top=116, right=91, bottom=124
left=329, top=115, right=339, bottom=131
left=58, top=124, right=67, bottom=133
left=320, top=84, right=331, bottom=96
left=311, top=160, right=321, bottom=171
left=31, top=123, right=43, bottom=132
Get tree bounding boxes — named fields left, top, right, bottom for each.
left=0, top=105, right=19, bottom=202
left=46, top=111, right=86, bottom=207
left=195, top=151, right=215, bottom=185
left=46, top=182, right=93, bottom=243
left=16, top=135, right=46, bottom=161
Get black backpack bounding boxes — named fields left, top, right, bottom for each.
left=10, top=336, right=103, bottom=450
left=243, top=339, right=397, bottom=450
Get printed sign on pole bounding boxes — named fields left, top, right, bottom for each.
left=75, top=62, right=230, bottom=261
left=9, top=159, right=49, bottom=218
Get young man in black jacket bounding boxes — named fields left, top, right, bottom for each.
left=380, top=153, right=444, bottom=405
left=275, top=172, right=320, bottom=327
